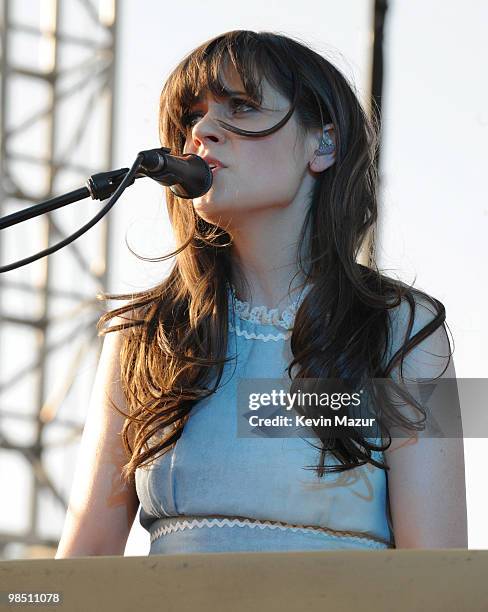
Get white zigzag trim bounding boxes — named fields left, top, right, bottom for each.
left=229, top=320, right=291, bottom=342
left=150, top=516, right=389, bottom=549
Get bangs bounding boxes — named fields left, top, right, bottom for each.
left=160, top=31, right=299, bottom=146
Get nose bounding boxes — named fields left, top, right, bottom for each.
left=187, top=108, right=227, bottom=152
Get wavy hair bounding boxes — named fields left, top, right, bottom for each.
left=97, top=30, right=452, bottom=484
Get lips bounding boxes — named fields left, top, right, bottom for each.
left=201, top=155, right=225, bottom=170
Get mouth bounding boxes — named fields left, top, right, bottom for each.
left=209, top=165, right=223, bottom=174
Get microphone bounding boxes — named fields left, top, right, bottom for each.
left=137, top=147, right=213, bottom=199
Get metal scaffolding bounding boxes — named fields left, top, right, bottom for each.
left=0, top=0, right=118, bottom=558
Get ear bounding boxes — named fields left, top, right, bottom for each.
left=308, top=123, right=336, bottom=173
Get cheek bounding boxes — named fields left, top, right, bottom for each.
left=242, top=146, right=304, bottom=195
left=242, top=142, right=300, bottom=175
left=182, top=140, right=192, bottom=155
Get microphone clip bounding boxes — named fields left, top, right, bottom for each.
left=86, top=167, right=134, bottom=201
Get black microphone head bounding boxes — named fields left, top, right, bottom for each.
left=168, top=154, right=213, bottom=199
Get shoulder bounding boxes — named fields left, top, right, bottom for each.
left=355, top=265, right=449, bottom=362
left=384, top=286, right=452, bottom=381
left=382, top=286, right=457, bottom=457
left=98, top=302, right=148, bottom=339
left=387, top=287, right=445, bottom=339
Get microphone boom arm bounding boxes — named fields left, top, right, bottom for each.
left=0, top=148, right=212, bottom=272
left=0, top=147, right=212, bottom=231
left=0, top=167, right=135, bottom=231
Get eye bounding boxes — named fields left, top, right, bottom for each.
left=229, top=97, right=257, bottom=113
left=181, top=97, right=258, bottom=131
left=182, top=112, right=202, bottom=129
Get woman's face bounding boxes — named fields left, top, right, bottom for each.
left=181, top=65, right=318, bottom=229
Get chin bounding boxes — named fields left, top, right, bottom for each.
left=192, top=194, right=268, bottom=220
left=192, top=200, right=236, bottom=227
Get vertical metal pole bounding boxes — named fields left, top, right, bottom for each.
left=359, top=0, right=389, bottom=268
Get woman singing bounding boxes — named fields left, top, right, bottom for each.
left=56, top=30, right=467, bottom=557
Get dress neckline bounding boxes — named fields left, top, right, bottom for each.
left=228, top=282, right=310, bottom=331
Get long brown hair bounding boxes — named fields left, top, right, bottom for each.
left=97, top=30, right=452, bottom=484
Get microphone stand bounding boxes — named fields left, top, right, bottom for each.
left=0, top=147, right=211, bottom=273
left=0, top=167, right=136, bottom=230
left=0, top=157, right=145, bottom=274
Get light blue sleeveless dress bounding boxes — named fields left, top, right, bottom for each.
left=135, top=283, right=396, bottom=554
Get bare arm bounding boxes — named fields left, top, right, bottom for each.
left=55, top=320, right=140, bottom=557
left=385, top=434, right=467, bottom=548
left=385, top=301, right=468, bottom=548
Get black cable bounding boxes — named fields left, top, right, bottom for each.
left=0, top=154, right=144, bottom=274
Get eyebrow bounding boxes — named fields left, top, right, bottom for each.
left=193, top=88, right=250, bottom=103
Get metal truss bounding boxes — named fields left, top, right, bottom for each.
left=0, top=0, right=118, bottom=558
